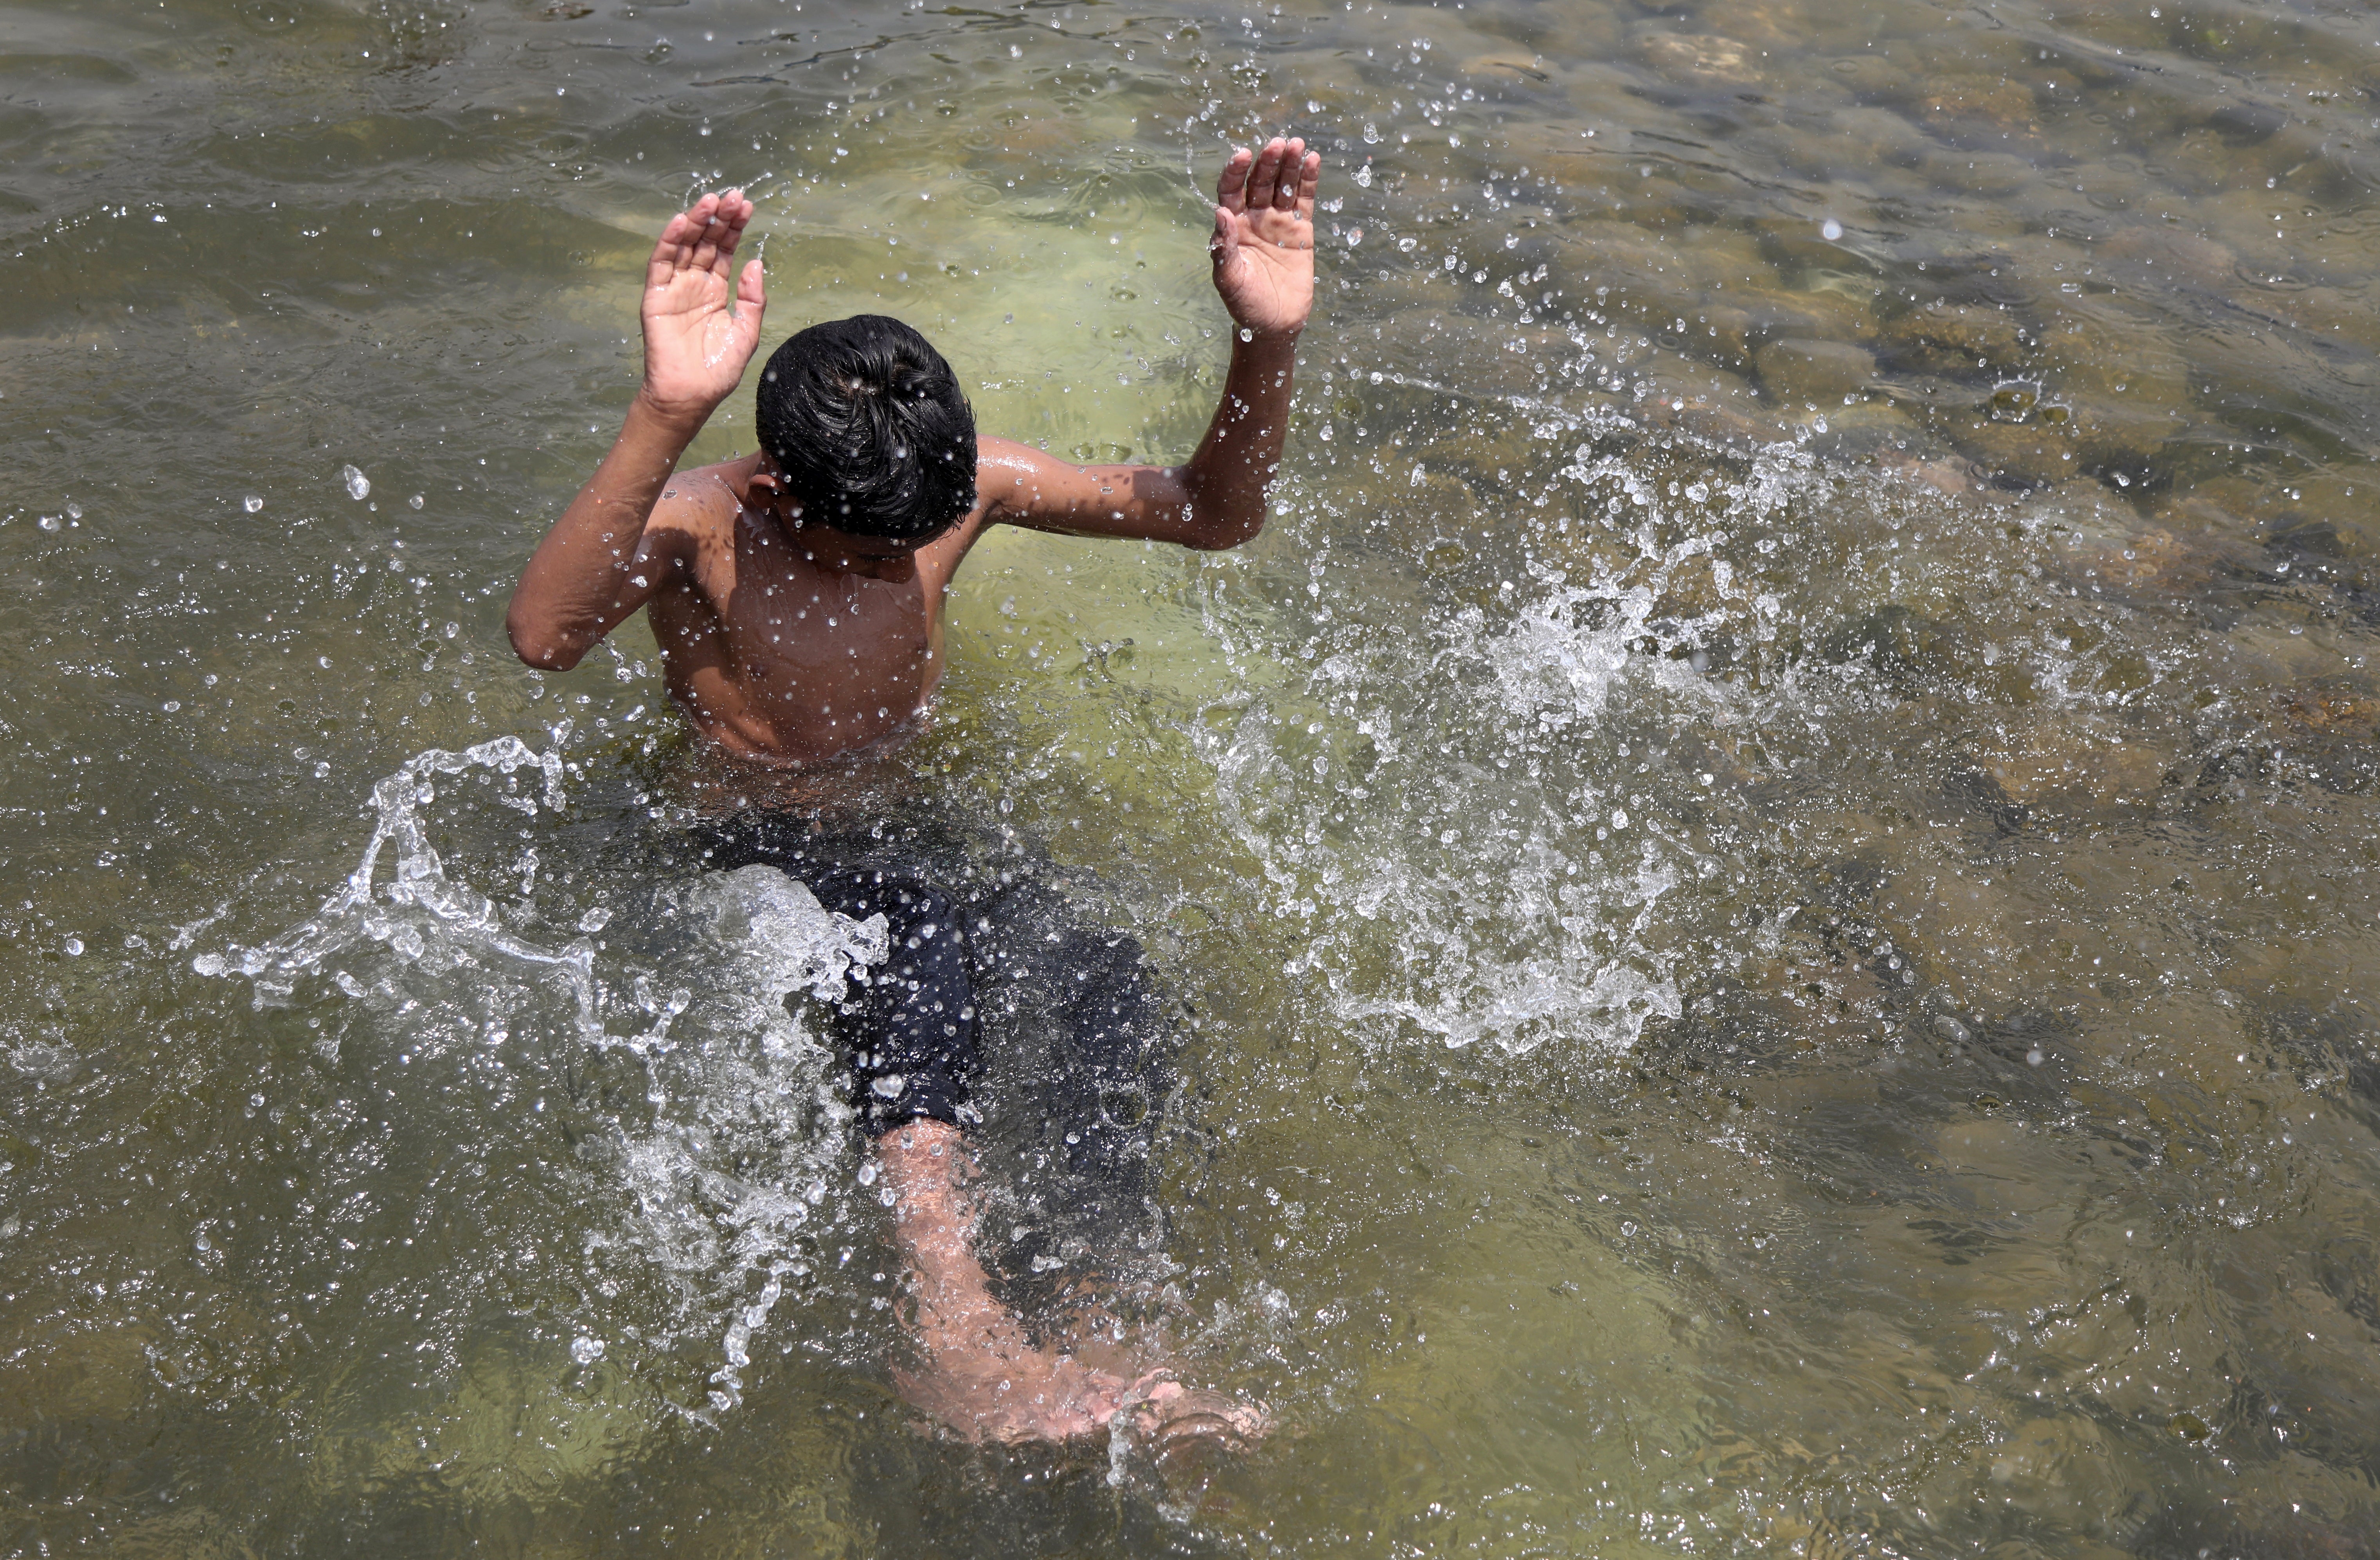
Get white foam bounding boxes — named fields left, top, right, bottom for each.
left=196, top=732, right=890, bottom=1416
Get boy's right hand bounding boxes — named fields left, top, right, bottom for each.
left=638, top=190, right=766, bottom=431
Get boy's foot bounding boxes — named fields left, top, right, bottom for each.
left=891, top=1339, right=1135, bottom=1444
left=1115, top=1372, right=1270, bottom=1447
left=893, top=1347, right=1268, bottom=1448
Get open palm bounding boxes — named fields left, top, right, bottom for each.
left=1211, top=138, right=1322, bottom=339
left=639, top=189, right=766, bottom=426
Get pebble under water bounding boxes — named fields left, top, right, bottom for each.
left=5, top=0, right=2380, bottom=1554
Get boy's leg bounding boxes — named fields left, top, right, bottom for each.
left=703, top=827, right=1244, bottom=1444
left=802, top=868, right=1144, bottom=1441
left=876, top=1120, right=1144, bottom=1442
left=878, top=1121, right=1263, bottom=1448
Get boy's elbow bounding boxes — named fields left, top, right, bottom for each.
left=1177, top=492, right=1267, bottom=551
left=1184, top=516, right=1265, bottom=552
left=506, top=607, right=582, bottom=671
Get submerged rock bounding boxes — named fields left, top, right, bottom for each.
left=1804, top=401, right=1928, bottom=464
left=2051, top=395, right=2189, bottom=485
left=2034, top=313, right=2191, bottom=407
left=1878, top=302, right=2029, bottom=374
left=1821, top=105, right=1934, bottom=168
left=2261, top=678, right=2380, bottom=794
left=1636, top=31, right=1763, bottom=87
left=2097, top=223, right=2238, bottom=287
left=1662, top=0, right=1812, bottom=49
left=1916, top=77, right=2040, bottom=137
left=1921, top=149, right=2039, bottom=197
left=1935, top=416, right=2078, bottom=488
left=1633, top=355, right=1794, bottom=448
left=1754, top=338, right=1876, bottom=404
left=1974, top=722, right=2174, bottom=806
left=1819, top=605, right=1977, bottom=697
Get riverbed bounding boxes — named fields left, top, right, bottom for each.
left=4, top=0, right=2379, bottom=1553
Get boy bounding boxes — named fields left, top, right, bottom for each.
left=507, top=138, right=1320, bottom=1445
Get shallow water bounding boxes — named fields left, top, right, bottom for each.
left=6, top=0, right=2380, bottom=1553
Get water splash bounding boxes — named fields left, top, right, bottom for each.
left=193, top=732, right=893, bottom=1414
left=193, top=732, right=591, bottom=1021
left=1187, top=417, right=1842, bottom=1058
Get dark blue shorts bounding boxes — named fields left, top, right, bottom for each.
left=694, top=811, right=1181, bottom=1256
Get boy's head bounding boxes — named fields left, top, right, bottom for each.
left=753, top=315, right=977, bottom=544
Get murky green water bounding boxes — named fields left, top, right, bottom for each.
left=7, top=0, right=2380, bottom=1552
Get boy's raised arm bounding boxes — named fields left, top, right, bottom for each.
left=984, top=138, right=1321, bottom=550
left=507, top=191, right=766, bottom=670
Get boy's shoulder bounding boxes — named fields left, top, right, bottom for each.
left=651, top=454, right=761, bottom=540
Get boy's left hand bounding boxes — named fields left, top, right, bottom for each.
left=1210, top=137, right=1322, bottom=341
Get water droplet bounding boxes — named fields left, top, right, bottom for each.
left=571, top=1335, right=606, bottom=1364
left=1821, top=218, right=1844, bottom=241
left=408, top=494, right=424, bottom=510
left=243, top=495, right=264, bottom=513
left=1610, top=808, right=1629, bottom=830
left=37, top=515, right=59, bottom=532
left=62, top=937, right=83, bottom=956
left=65, top=503, right=82, bottom=521
left=340, top=464, right=371, bottom=501
left=576, top=906, right=612, bottom=934
left=2026, top=1047, right=2045, bottom=1067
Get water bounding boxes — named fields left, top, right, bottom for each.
left=5, top=0, right=2380, bottom=1552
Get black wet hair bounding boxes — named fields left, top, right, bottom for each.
left=753, top=315, right=978, bottom=543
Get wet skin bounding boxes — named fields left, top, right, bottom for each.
left=508, top=138, right=1325, bottom=765
left=507, top=139, right=1321, bottom=1443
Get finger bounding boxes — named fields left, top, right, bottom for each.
left=1245, top=137, right=1286, bottom=212
left=735, top=257, right=767, bottom=330
left=647, top=197, right=716, bottom=286
left=1272, top=138, right=1306, bottom=210
left=1209, top=205, right=1238, bottom=267
left=647, top=220, right=689, bottom=290
left=691, top=188, right=744, bottom=273
left=1216, top=146, right=1254, bottom=214
left=1295, top=149, right=1321, bottom=219
left=713, top=189, right=751, bottom=260
left=687, top=201, right=735, bottom=276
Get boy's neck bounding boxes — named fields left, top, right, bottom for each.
left=738, top=456, right=926, bottom=581
left=785, top=523, right=921, bottom=582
